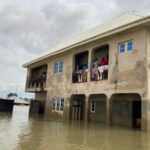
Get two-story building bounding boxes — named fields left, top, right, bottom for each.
left=23, top=12, right=150, bottom=131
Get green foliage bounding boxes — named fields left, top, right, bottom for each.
left=7, top=93, right=18, bottom=98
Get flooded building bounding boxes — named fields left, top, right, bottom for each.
left=23, top=12, right=150, bottom=131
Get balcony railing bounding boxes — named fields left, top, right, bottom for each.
left=27, top=78, right=46, bottom=89
left=72, top=69, right=88, bottom=83
left=91, top=65, right=108, bottom=81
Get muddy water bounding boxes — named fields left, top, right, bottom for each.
left=0, top=106, right=150, bottom=150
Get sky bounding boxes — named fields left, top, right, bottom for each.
left=0, top=0, right=150, bottom=98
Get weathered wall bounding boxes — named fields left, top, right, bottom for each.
left=112, top=100, right=132, bottom=127
left=89, top=95, right=106, bottom=123
left=35, top=92, right=47, bottom=101
left=45, top=28, right=147, bottom=118
left=90, top=101, right=106, bottom=123
left=29, top=100, right=41, bottom=114
left=143, top=28, right=150, bottom=131
left=33, top=92, right=47, bottom=114
left=111, top=94, right=141, bottom=128
left=27, top=27, right=149, bottom=129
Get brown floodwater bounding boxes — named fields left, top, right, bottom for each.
left=0, top=105, right=150, bottom=150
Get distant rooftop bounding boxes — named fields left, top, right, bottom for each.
left=8, top=96, right=29, bottom=105
left=23, top=11, right=150, bottom=67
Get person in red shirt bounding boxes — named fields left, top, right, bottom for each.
left=99, top=57, right=108, bottom=66
left=98, top=57, right=108, bottom=79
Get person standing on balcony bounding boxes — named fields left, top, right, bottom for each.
left=98, top=57, right=108, bottom=79
left=92, top=58, right=99, bottom=80
left=82, top=64, right=88, bottom=82
left=73, top=65, right=82, bottom=82
left=41, top=72, right=46, bottom=87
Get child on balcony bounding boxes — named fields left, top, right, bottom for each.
left=82, top=64, right=88, bottom=82
left=92, top=58, right=99, bottom=80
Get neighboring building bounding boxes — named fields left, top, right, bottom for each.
left=8, top=96, right=29, bottom=106
left=23, top=12, right=150, bottom=131
left=0, top=99, right=14, bottom=112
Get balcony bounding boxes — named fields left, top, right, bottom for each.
left=91, top=45, right=109, bottom=81
left=26, top=65, right=47, bottom=92
left=72, top=51, right=88, bottom=83
left=28, top=78, right=46, bottom=89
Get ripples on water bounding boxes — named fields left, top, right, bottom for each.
left=0, top=106, right=150, bottom=150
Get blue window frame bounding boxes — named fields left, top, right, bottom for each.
left=54, top=61, right=64, bottom=74
left=127, top=40, right=133, bottom=51
left=119, top=40, right=133, bottom=54
left=119, top=43, right=125, bottom=53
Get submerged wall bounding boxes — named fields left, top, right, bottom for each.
left=0, top=99, right=14, bottom=112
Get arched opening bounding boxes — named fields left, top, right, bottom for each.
left=91, top=44, right=109, bottom=81
left=88, top=94, right=107, bottom=123
left=70, top=94, right=86, bottom=120
left=110, top=93, right=141, bottom=129
left=72, top=51, right=89, bottom=83
left=29, top=64, right=47, bottom=89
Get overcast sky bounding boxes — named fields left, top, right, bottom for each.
left=0, top=0, right=150, bottom=98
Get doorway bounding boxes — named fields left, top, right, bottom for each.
left=70, top=95, right=85, bottom=120
left=132, top=100, right=141, bottom=128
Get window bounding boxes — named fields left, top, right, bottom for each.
left=91, top=100, right=96, bottom=112
left=119, top=40, right=133, bottom=53
left=59, top=61, right=63, bottom=73
left=127, top=40, right=133, bottom=51
left=54, top=61, right=64, bottom=74
left=52, top=97, right=64, bottom=111
left=54, top=62, right=59, bottom=74
left=119, top=43, right=125, bottom=53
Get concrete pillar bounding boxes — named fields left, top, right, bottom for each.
left=106, top=96, right=112, bottom=126
left=87, top=50, right=92, bottom=82
left=84, top=96, right=90, bottom=121
left=26, top=68, right=31, bottom=89
left=141, top=99, right=150, bottom=131
left=63, top=97, right=71, bottom=120
left=145, top=28, right=150, bottom=131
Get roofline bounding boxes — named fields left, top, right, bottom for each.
left=23, top=16, right=150, bottom=68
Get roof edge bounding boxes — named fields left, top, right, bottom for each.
left=23, top=15, right=150, bottom=68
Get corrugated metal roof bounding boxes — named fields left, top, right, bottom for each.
left=23, top=11, right=149, bottom=67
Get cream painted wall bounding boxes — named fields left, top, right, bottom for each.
left=45, top=28, right=147, bottom=100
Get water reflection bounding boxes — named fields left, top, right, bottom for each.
left=0, top=106, right=150, bottom=150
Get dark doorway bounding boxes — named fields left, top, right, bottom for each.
left=111, top=93, right=141, bottom=129
left=70, top=95, right=85, bottom=120
left=29, top=100, right=46, bottom=115
left=132, top=101, right=141, bottom=128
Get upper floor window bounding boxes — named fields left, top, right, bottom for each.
left=54, top=61, right=64, bottom=74
left=127, top=40, right=133, bottom=51
left=119, top=40, right=133, bottom=54
left=52, top=97, right=64, bottom=111
left=119, top=43, right=125, bottom=53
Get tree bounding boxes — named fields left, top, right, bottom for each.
left=7, top=93, right=18, bottom=98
